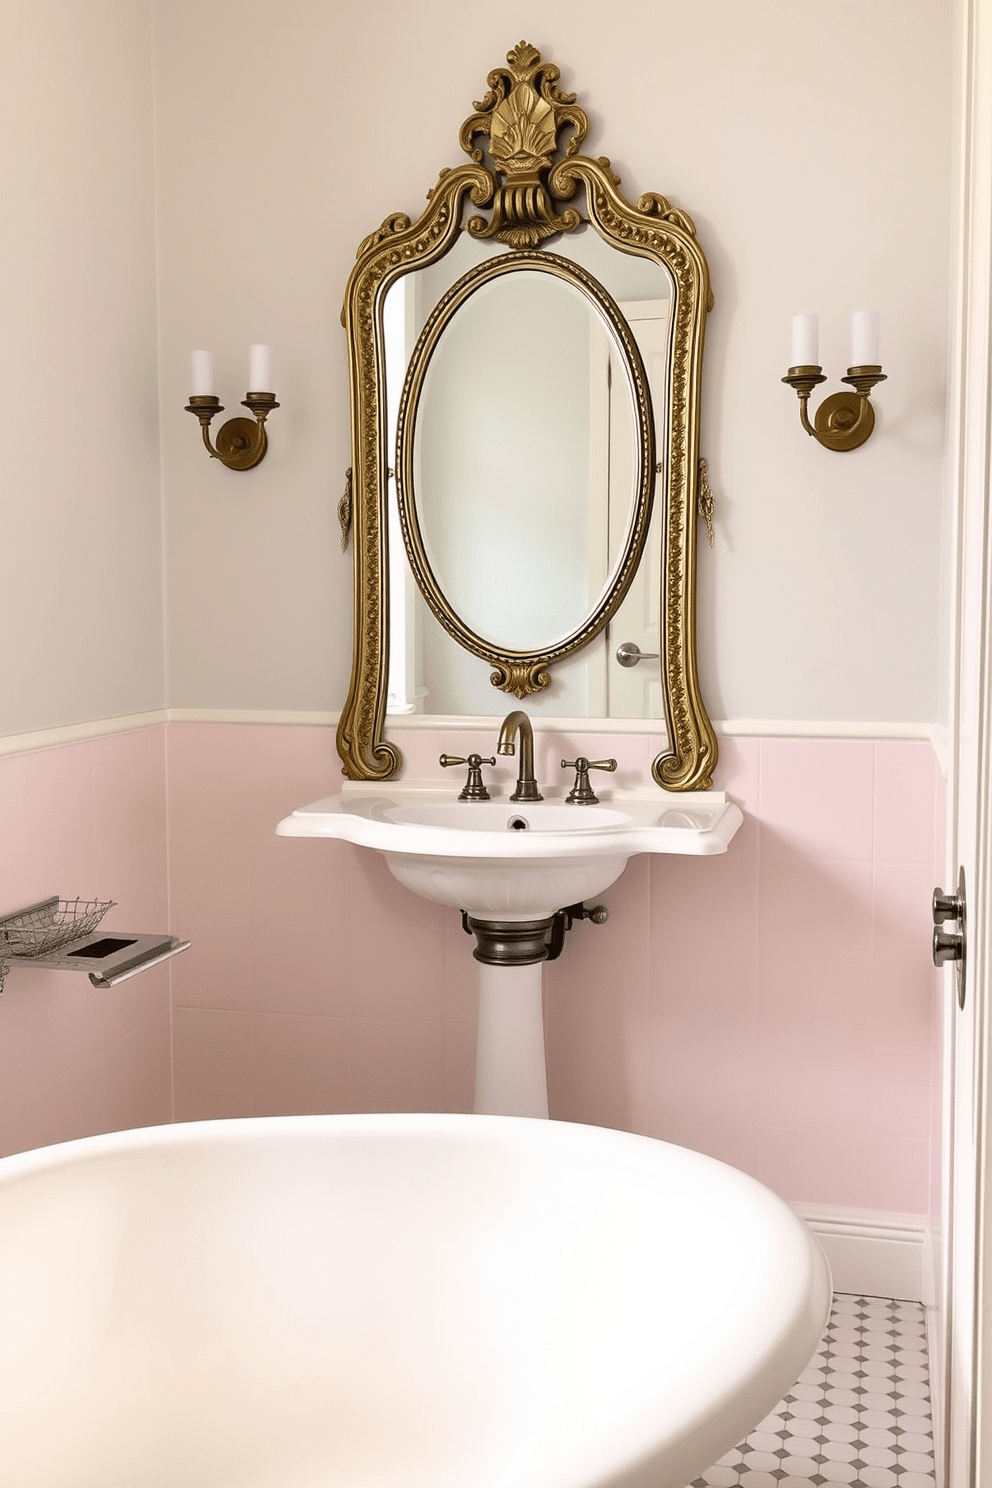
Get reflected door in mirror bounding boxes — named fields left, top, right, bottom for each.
left=414, top=271, right=637, bottom=650
left=607, top=300, right=670, bottom=718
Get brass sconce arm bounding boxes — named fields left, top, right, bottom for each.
left=184, top=390, right=280, bottom=471
left=782, top=365, right=826, bottom=438
left=782, top=363, right=887, bottom=452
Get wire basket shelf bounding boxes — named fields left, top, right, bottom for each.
left=0, top=897, right=115, bottom=959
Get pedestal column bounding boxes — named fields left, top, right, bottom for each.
left=464, top=913, right=554, bottom=1119
left=474, top=961, right=549, bottom=1118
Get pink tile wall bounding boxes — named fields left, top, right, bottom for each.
left=3, top=719, right=939, bottom=1214
left=0, top=727, right=173, bottom=1156
left=545, top=735, right=944, bottom=1215
left=167, top=722, right=942, bottom=1217
left=166, top=723, right=473, bottom=1122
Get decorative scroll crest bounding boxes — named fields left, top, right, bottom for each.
left=491, top=660, right=552, bottom=700
left=458, top=41, right=589, bottom=248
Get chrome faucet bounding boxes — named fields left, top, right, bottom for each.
left=497, top=710, right=543, bottom=802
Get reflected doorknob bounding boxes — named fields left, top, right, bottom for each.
left=615, top=641, right=660, bottom=668
left=932, top=866, right=967, bottom=1009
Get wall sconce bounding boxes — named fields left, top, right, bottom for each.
left=184, top=345, right=279, bottom=471
left=782, top=311, right=886, bottom=452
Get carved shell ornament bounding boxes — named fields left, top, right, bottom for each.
left=458, top=42, right=589, bottom=247
left=336, top=42, right=717, bottom=791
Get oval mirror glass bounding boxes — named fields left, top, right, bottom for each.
left=411, top=268, right=638, bottom=650
left=395, top=253, right=654, bottom=695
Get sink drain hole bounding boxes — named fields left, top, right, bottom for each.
left=507, top=815, right=530, bottom=831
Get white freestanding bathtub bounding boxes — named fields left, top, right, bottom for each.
left=0, top=1114, right=830, bottom=1488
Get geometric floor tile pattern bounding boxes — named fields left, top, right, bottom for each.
left=689, top=1294, right=935, bottom=1488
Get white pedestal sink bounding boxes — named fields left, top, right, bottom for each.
left=277, top=787, right=743, bottom=1117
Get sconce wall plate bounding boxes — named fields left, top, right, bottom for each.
left=185, top=390, right=280, bottom=471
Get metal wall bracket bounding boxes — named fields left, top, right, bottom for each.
left=546, top=901, right=609, bottom=960
left=0, top=897, right=190, bottom=994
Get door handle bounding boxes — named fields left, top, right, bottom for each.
left=615, top=641, right=660, bottom=668
left=932, top=866, right=967, bottom=1009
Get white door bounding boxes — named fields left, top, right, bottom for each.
left=940, top=412, right=984, bottom=1488
left=607, top=300, right=670, bottom=718
left=939, top=0, right=992, bottom=1480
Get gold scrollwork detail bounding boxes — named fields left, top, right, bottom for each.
left=338, top=468, right=353, bottom=552
left=490, top=661, right=553, bottom=699
left=698, top=458, right=715, bottom=547
left=459, top=40, right=588, bottom=248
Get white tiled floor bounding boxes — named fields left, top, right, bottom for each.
left=689, top=1294, right=934, bottom=1488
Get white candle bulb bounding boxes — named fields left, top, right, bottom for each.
left=248, top=344, right=272, bottom=392
left=190, top=350, right=214, bottom=396
left=791, top=313, right=819, bottom=367
left=851, top=310, right=880, bottom=367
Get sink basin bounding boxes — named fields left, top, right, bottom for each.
left=386, top=801, right=634, bottom=832
left=0, top=1113, right=830, bottom=1488
left=277, top=789, right=743, bottom=919
left=277, top=788, right=744, bottom=1117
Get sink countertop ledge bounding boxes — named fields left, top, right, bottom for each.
left=275, top=789, right=744, bottom=859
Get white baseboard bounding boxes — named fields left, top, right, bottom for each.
left=794, top=1207, right=941, bottom=1469
left=794, top=1206, right=931, bottom=1304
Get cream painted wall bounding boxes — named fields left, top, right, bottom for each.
left=0, top=0, right=953, bottom=729
left=0, top=1, right=164, bottom=737
left=154, top=0, right=951, bottom=726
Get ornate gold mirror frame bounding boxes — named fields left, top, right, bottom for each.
left=394, top=249, right=655, bottom=700
left=336, top=41, right=717, bottom=791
